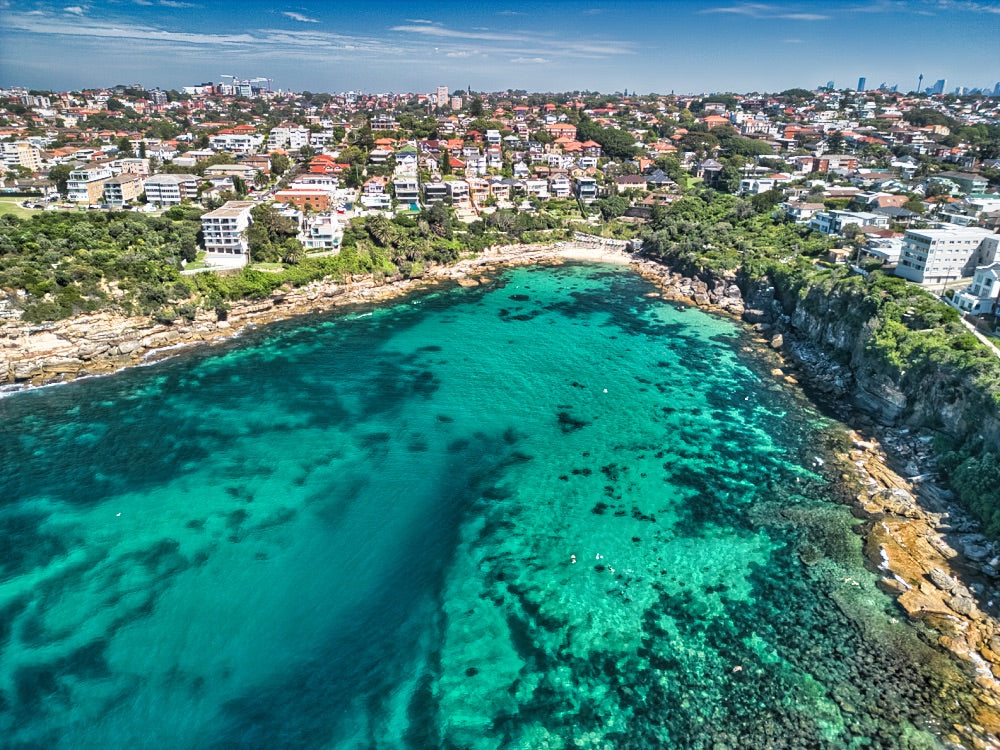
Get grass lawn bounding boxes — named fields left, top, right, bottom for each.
left=0, top=198, right=42, bottom=219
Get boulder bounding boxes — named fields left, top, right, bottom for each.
left=929, top=567, right=958, bottom=591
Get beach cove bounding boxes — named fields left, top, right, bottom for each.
left=2, top=254, right=999, bottom=747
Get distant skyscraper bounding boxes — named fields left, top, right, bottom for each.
left=435, top=85, right=449, bottom=108
left=857, top=77, right=866, bottom=91
left=932, top=78, right=946, bottom=95
left=993, top=82, right=1000, bottom=96
left=826, top=80, right=835, bottom=90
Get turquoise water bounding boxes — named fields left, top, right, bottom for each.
left=0, top=264, right=980, bottom=748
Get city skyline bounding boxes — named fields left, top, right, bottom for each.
left=1, top=0, right=999, bottom=95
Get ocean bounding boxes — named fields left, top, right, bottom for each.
left=0, top=263, right=977, bottom=748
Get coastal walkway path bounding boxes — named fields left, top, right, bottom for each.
left=960, top=316, right=1000, bottom=360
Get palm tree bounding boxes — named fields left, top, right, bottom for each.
left=365, top=214, right=394, bottom=247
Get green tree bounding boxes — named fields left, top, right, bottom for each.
left=270, top=153, right=291, bottom=176
left=593, top=195, right=629, bottom=221
left=47, top=164, right=73, bottom=195
left=826, top=131, right=846, bottom=153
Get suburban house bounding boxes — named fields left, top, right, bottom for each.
left=615, top=175, right=648, bottom=194
left=360, top=175, right=391, bottom=209
left=951, top=262, right=1000, bottom=315
left=549, top=175, right=571, bottom=198
left=860, top=236, right=905, bottom=267
left=935, top=171, right=988, bottom=195
left=422, top=181, right=448, bottom=203
left=575, top=176, right=599, bottom=203
left=695, top=159, right=724, bottom=186
left=781, top=201, right=825, bottom=223
left=200, top=200, right=255, bottom=266
left=546, top=122, right=578, bottom=140
left=809, top=210, right=889, bottom=235
left=447, top=180, right=470, bottom=203
left=524, top=178, right=549, bottom=198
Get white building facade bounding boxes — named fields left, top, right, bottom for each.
left=895, top=228, right=998, bottom=285
left=200, top=200, right=254, bottom=265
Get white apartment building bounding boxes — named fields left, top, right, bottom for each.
left=298, top=214, right=342, bottom=252
left=896, top=227, right=999, bottom=285
left=143, top=174, right=199, bottom=206
left=208, top=133, right=264, bottom=155
left=110, top=158, right=151, bottom=177
left=1, top=141, right=42, bottom=171
left=267, top=126, right=310, bottom=151
left=952, top=262, right=1000, bottom=315
left=393, top=177, right=420, bottom=205
left=67, top=163, right=114, bottom=204
left=200, top=200, right=255, bottom=265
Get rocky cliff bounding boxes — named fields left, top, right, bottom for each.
left=742, top=273, right=1000, bottom=450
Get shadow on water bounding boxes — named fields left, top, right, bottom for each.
left=204, top=433, right=524, bottom=749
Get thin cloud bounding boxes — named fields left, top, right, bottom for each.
left=64, top=5, right=86, bottom=14
left=699, top=3, right=830, bottom=20
left=1, top=10, right=388, bottom=52
left=933, top=0, right=1000, bottom=13
left=159, top=0, right=198, bottom=7
left=390, top=24, right=527, bottom=42
left=511, top=57, right=548, bottom=64
left=282, top=11, right=319, bottom=23
left=783, top=38, right=804, bottom=43
left=389, top=22, right=638, bottom=59
left=404, top=18, right=436, bottom=24
left=496, top=10, right=524, bottom=15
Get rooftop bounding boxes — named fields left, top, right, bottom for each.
left=202, top=200, right=255, bottom=218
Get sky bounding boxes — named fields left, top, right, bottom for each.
left=0, top=0, right=998, bottom=95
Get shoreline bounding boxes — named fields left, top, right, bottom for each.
left=4, top=241, right=1000, bottom=741
left=0, top=242, right=636, bottom=393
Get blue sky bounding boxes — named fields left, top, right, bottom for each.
left=1, top=0, right=998, bottom=94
